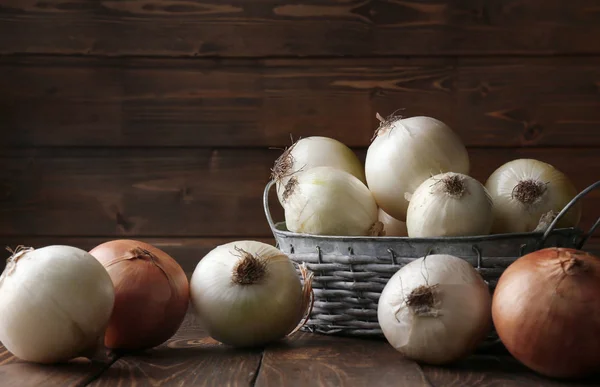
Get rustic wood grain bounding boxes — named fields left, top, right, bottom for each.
left=421, top=355, right=600, bottom=386
left=0, top=148, right=598, bottom=237
left=0, top=237, right=274, bottom=274
left=1, top=0, right=600, bottom=57
left=2, top=56, right=600, bottom=147
left=255, top=331, right=431, bottom=387
left=88, top=312, right=263, bottom=387
left=0, top=344, right=116, bottom=387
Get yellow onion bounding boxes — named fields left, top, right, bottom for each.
left=492, top=248, right=600, bottom=379
left=90, top=240, right=189, bottom=351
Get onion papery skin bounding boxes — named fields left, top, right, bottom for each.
left=377, top=254, right=492, bottom=365
left=485, top=159, right=581, bottom=233
left=272, top=136, right=365, bottom=205
left=0, top=246, right=115, bottom=364
left=378, top=208, right=408, bottom=237
left=90, top=240, right=190, bottom=351
left=365, top=115, right=470, bottom=221
left=190, top=241, right=304, bottom=348
left=492, top=248, right=600, bottom=379
left=283, top=166, right=379, bottom=236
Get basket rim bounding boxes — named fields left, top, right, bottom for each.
left=270, top=221, right=583, bottom=243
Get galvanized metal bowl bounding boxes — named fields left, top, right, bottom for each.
left=263, top=180, right=600, bottom=341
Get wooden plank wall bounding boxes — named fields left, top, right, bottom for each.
left=1, top=0, right=599, bottom=271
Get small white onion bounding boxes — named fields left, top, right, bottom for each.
left=378, top=254, right=492, bottom=365
left=365, top=115, right=469, bottom=221
left=406, top=172, right=494, bottom=237
left=485, top=159, right=581, bottom=233
left=190, top=241, right=312, bottom=348
left=272, top=136, right=365, bottom=205
left=0, top=246, right=115, bottom=364
left=378, top=208, right=407, bottom=237
left=282, top=166, right=379, bottom=236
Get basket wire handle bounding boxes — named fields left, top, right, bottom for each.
left=263, top=180, right=277, bottom=230
left=540, top=180, right=600, bottom=249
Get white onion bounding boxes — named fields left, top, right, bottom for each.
left=0, top=246, right=115, bottom=364
left=485, top=159, right=581, bottom=233
left=365, top=115, right=469, bottom=221
left=282, top=166, right=380, bottom=236
left=406, top=172, right=494, bottom=237
left=378, top=208, right=407, bottom=237
left=378, top=254, right=492, bottom=365
left=190, top=241, right=312, bottom=347
left=272, top=136, right=365, bottom=205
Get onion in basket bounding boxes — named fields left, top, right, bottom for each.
left=365, top=114, right=470, bottom=221
left=378, top=208, right=408, bottom=237
left=282, top=166, right=381, bottom=236
left=406, top=172, right=494, bottom=237
left=485, top=159, right=581, bottom=233
left=271, top=136, right=365, bottom=206
left=378, top=254, right=492, bottom=365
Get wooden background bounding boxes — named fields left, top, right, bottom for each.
left=1, top=0, right=599, bottom=273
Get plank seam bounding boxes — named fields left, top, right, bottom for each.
left=250, top=350, right=265, bottom=387
left=3, top=52, right=600, bottom=61
left=81, top=352, right=122, bottom=387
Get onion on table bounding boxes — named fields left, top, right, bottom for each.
left=492, top=247, right=600, bottom=379
left=90, top=240, right=190, bottom=351
left=377, top=254, right=492, bottom=365
left=0, top=245, right=115, bottom=363
left=406, top=172, right=494, bottom=238
left=485, top=159, right=581, bottom=233
left=365, top=114, right=470, bottom=222
left=190, top=241, right=313, bottom=347
left=271, top=136, right=365, bottom=205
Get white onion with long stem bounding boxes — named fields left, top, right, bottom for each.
left=378, top=254, right=492, bottom=365
left=272, top=136, right=365, bottom=205
left=282, top=166, right=380, bottom=236
left=406, top=172, right=494, bottom=237
left=485, top=159, right=581, bottom=233
left=190, top=241, right=313, bottom=348
left=378, top=208, right=407, bottom=237
left=0, top=245, right=115, bottom=364
left=365, top=114, right=470, bottom=221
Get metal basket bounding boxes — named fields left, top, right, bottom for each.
left=263, top=180, right=600, bottom=340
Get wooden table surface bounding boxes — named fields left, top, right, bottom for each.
left=1, top=312, right=599, bottom=387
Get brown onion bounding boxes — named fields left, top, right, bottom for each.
left=89, top=240, right=189, bottom=351
left=492, top=247, right=600, bottom=379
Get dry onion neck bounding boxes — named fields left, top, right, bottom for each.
left=368, top=221, right=385, bottom=236
left=406, top=284, right=441, bottom=317
left=2, top=246, right=34, bottom=278
left=372, top=111, right=404, bottom=139
left=270, top=140, right=299, bottom=183
left=559, top=250, right=589, bottom=276
left=512, top=179, right=547, bottom=205
left=231, top=247, right=267, bottom=285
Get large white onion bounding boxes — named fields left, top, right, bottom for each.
left=272, top=136, right=365, bottom=205
left=406, top=172, right=494, bottom=237
left=485, top=159, right=581, bottom=233
left=282, top=166, right=379, bottom=236
left=365, top=115, right=469, bottom=221
left=378, top=208, right=407, bottom=237
left=0, top=246, right=115, bottom=364
left=378, top=254, right=492, bottom=365
left=190, top=241, right=312, bottom=347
